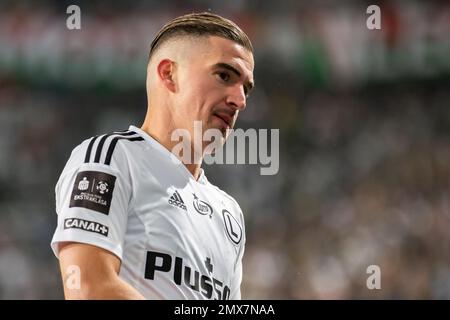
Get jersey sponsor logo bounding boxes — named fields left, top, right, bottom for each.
left=222, top=209, right=243, bottom=245
left=168, top=190, right=187, bottom=211
left=192, top=193, right=213, bottom=218
left=144, top=250, right=231, bottom=300
left=64, top=217, right=109, bottom=236
left=70, top=171, right=116, bottom=215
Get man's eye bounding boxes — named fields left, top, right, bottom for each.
left=217, top=72, right=230, bottom=82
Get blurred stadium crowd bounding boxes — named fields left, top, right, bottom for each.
left=0, top=0, right=449, bottom=299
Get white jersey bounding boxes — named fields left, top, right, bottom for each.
left=51, top=125, right=246, bottom=300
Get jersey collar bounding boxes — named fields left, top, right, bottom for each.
left=128, top=125, right=208, bottom=184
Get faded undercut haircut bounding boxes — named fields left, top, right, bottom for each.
left=148, top=12, right=253, bottom=61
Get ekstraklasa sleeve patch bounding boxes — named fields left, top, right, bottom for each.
left=69, top=170, right=116, bottom=215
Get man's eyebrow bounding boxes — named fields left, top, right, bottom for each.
left=214, top=62, right=254, bottom=93
left=215, top=62, right=241, bottom=77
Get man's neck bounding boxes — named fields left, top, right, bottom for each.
left=140, top=122, right=203, bottom=181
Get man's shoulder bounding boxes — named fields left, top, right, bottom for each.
left=81, top=130, right=145, bottom=165
left=63, top=129, right=145, bottom=174
left=207, top=181, right=243, bottom=214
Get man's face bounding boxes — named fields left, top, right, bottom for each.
left=173, top=36, right=254, bottom=149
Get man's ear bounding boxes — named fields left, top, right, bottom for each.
left=157, top=59, right=177, bottom=93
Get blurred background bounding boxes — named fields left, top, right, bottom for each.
left=0, top=0, right=449, bottom=299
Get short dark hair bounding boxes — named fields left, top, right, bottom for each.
left=149, top=12, right=253, bottom=61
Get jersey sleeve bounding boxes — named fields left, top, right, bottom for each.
left=51, top=136, right=132, bottom=260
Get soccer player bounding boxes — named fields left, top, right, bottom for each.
left=50, top=12, right=254, bottom=299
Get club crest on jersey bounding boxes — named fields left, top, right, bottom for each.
left=222, top=209, right=242, bottom=245
left=70, top=170, right=116, bottom=215
left=192, top=193, right=213, bottom=218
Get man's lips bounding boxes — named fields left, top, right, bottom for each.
left=213, top=112, right=233, bottom=128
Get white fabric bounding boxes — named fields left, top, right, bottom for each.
left=51, top=125, right=245, bottom=300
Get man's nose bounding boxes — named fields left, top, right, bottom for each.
left=226, top=85, right=246, bottom=111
